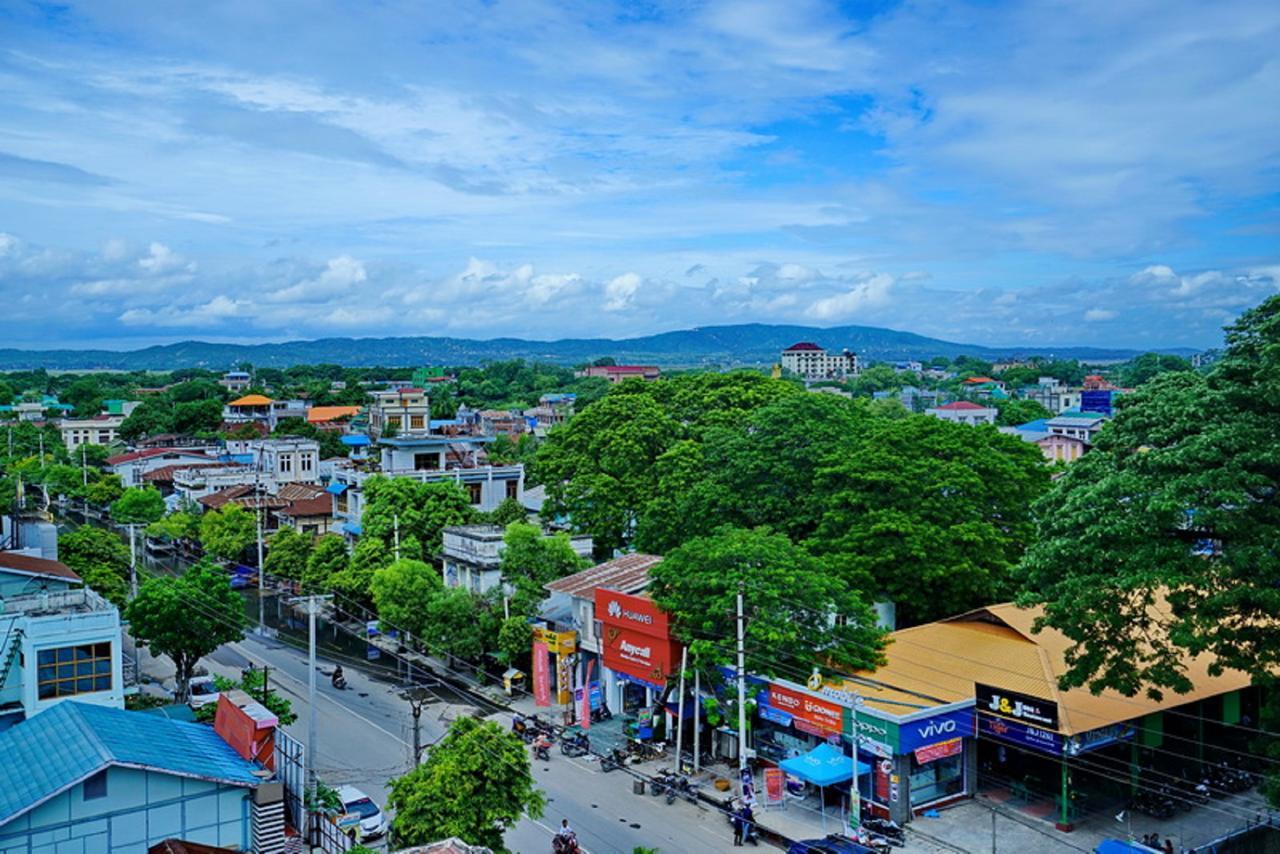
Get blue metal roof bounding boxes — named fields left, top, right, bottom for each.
left=1016, top=418, right=1051, bottom=432
left=342, top=521, right=363, bottom=536
left=325, top=482, right=348, bottom=495
left=0, top=701, right=263, bottom=826
left=340, top=434, right=371, bottom=447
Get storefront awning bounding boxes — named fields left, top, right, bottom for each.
left=325, top=482, right=348, bottom=494
left=779, top=743, right=870, bottom=787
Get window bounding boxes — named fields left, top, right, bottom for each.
left=83, top=769, right=108, bottom=801
left=506, top=479, right=519, bottom=500
left=909, top=750, right=965, bottom=805
left=409, top=415, right=425, bottom=430
left=302, top=454, right=313, bottom=472
left=37, top=642, right=112, bottom=699
left=414, top=452, right=440, bottom=471
left=467, top=482, right=483, bottom=505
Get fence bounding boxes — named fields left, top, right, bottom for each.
left=274, top=729, right=306, bottom=835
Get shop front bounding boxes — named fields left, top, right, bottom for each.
left=594, top=588, right=681, bottom=722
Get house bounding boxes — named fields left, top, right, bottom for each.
left=925, top=401, right=997, bottom=426
left=1021, top=377, right=1082, bottom=414
left=224, top=438, right=321, bottom=487
left=266, top=400, right=308, bottom=430
left=779, top=343, right=860, bottom=381
left=274, top=483, right=337, bottom=536
left=574, top=365, right=661, bottom=383
left=477, top=409, right=527, bottom=437
left=59, top=415, right=127, bottom=451
left=1046, top=410, right=1109, bottom=444
left=330, top=434, right=525, bottom=537
left=306, top=406, right=361, bottom=431
left=0, top=397, right=74, bottom=423
left=441, top=525, right=592, bottom=595
left=524, top=393, right=575, bottom=429
left=0, top=701, right=275, bottom=853
left=891, top=360, right=923, bottom=374
left=367, top=388, right=430, bottom=438
left=218, top=371, right=252, bottom=393
left=142, top=463, right=236, bottom=497
left=107, top=448, right=221, bottom=488
left=999, top=421, right=1090, bottom=463
left=222, top=394, right=273, bottom=425
left=136, top=434, right=221, bottom=452
left=0, top=552, right=125, bottom=731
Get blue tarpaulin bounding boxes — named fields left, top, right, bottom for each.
left=325, top=482, right=348, bottom=494
left=778, top=742, right=870, bottom=787
left=340, top=434, right=371, bottom=447
left=1095, top=841, right=1152, bottom=853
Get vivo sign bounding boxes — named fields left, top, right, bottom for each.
left=898, top=708, right=974, bottom=753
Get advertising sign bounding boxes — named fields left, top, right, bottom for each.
left=596, top=589, right=679, bottom=685
left=1066, top=723, right=1135, bottom=755
left=532, top=641, right=551, bottom=707
left=978, top=712, right=1062, bottom=755
left=898, top=707, right=974, bottom=753
left=595, top=589, right=671, bottom=637
left=975, top=683, right=1060, bottom=730
left=913, top=737, right=963, bottom=765
left=874, top=759, right=891, bottom=803
left=556, top=652, right=574, bottom=705
left=580, top=660, right=594, bottom=730
left=767, top=683, right=843, bottom=737
left=533, top=627, right=577, bottom=655
left=851, top=714, right=895, bottom=758
left=764, top=767, right=786, bottom=806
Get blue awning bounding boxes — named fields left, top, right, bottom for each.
left=325, top=482, right=348, bottom=495
left=779, top=743, right=870, bottom=787
left=340, top=434, right=371, bottom=447
left=1095, top=841, right=1149, bottom=854
left=342, top=521, right=363, bottom=536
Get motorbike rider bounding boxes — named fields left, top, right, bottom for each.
left=331, top=665, right=346, bottom=689
left=533, top=732, right=553, bottom=760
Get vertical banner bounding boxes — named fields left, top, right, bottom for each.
left=532, top=641, right=551, bottom=708
left=764, top=767, right=786, bottom=807
left=580, top=659, right=594, bottom=730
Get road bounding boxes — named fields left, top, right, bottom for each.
left=186, top=632, right=743, bottom=854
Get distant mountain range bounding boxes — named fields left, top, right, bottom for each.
left=0, top=324, right=1198, bottom=371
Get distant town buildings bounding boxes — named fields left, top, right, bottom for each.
left=926, top=401, right=998, bottom=426
left=574, top=365, right=661, bottom=383
left=367, top=387, right=430, bottom=438
left=218, top=370, right=252, bottom=392
left=441, top=525, right=592, bottom=594
left=780, top=342, right=860, bottom=381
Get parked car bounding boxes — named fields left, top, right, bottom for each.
left=336, top=785, right=389, bottom=841
left=788, top=835, right=880, bottom=854
left=186, top=675, right=220, bottom=710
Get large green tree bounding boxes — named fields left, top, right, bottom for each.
left=1021, top=297, right=1280, bottom=701
left=498, top=523, right=589, bottom=617
left=125, top=560, right=249, bottom=700
left=110, top=486, right=167, bottom=526
left=993, top=398, right=1053, bottom=426
left=361, top=476, right=472, bottom=561
left=808, top=415, right=1050, bottom=626
left=370, top=558, right=443, bottom=639
left=263, top=527, right=313, bottom=581
left=302, top=534, right=348, bottom=592
left=388, top=715, right=544, bottom=852
left=649, top=527, right=887, bottom=679
left=59, top=526, right=131, bottom=607
left=200, top=504, right=257, bottom=562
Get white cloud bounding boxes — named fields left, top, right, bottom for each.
left=603, top=272, right=642, bottom=311
left=138, top=242, right=193, bottom=275
left=1084, top=308, right=1117, bottom=322
left=267, top=255, right=367, bottom=302
left=805, top=273, right=895, bottom=320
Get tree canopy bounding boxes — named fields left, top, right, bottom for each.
left=200, top=504, right=257, bottom=562
left=110, top=486, right=166, bottom=526
left=499, top=522, right=589, bottom=617
left=361, top=476, right=472, bottom=561
left=59, top=526, right=130, bottom=607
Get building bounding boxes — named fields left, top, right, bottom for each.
left=221, top=394, right=273, bottom=425
left=477, top=409, right=527, bottom=438
left=306, top=406, right=361, bottom=431
left=329, top=434, right=525, bottom=537
left=266, top=400, right=308, bottom=430
left=1045, top=410, right=1109, bottom=444
left=524, top=393, right=575, bottom=429
left=218, top=371, right=252, bottom=393
left=441, top=525, right=591, bottom=595
left=0, top=397, right=74, bottom=423
left=1021, top=378, right=1082, bottom=415
left=780, top=343, right=860, bottom=381
left=925, top=401, right=998, bottom=426
left=0, top=701, right=272, bottom=853
left=106, top=448, right=221, bottom=488
left=573, top=365, right=661, bottom=384
left=543, top=554, right=666, bottom=715
left=225, top=438, right=321, bottom=487
left=273, top=483, right=337, bottom=536
left=999, top=421, right=1089, bottom=463
left=59, top=415, right=127, bottom=451
left=368, top=388, right=430, bottom=438
left=0, top=552, right=125, bottom=731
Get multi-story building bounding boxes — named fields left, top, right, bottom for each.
left=224, top=438, right=322, bottom=487
left=222, top=394, right=273, bottom=425
left=1021, top=377, right=1083, bottom=414
left=330, top=434, right=525, bottom=537
left=368, top=388, right=430, bottom=438
left=218, top=370, right=252, bottom=392
left=107, top=448, right=221, bottom=488
left=267, top=399, right=309, bottom=430
left=1046, top=411, right=1109, bottom=444
left=59, top=415, right=127, bottom=451
left=524, top=393, right=575, bottom=429
left=574, top=365, right=661, bottom=383
left=441, top=525, right=592, bottom=594
left=0, top=552, right=125, bottom=731
left=925, top=401, right=998, bottom=426
left=780, top=342, right=860, bottom=381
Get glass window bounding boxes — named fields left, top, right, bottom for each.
left=38, top=643, right=112, bottom=699
left=467, top=482, right=483, bottom=505
left=506, top=479, right=519, bottom=499
left=909, top=751, right=965, bottom=805
left=83, top=770, right=108, bottom=801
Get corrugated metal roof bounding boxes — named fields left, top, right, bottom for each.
left=0, top=551, right=80, bottom=582
left=545, top=553, right=661, bottom=598
left=0, top=701, right=263, bottom=826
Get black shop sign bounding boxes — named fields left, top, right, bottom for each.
left=975, top=683, right=1060, bottom=730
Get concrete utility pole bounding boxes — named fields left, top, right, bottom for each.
left=675, top=645, right=688, bottom=774
left=255, top=442, right=266, bottom=635
left=129, top=524, right=138, bottom=599
left=289, top=594, right=332, bottom=799
left=991, top=807, right=997, bottom=854
left=399, top=684, right=436, bottom=766
left=736, top=582, right=748, bottom=794
left=693, top=669, right=701, bottom=774
left=393, top=513, right=400, bottom=560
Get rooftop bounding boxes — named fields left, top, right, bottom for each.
left=227, top=394, right=273, bottom=407
left=545, top=553, right=662, bottom=599
left=933, top=401, right=991, bottom=411
left=106, top=447, right=215, bottom=466
left=783, top=342, right=824, bottom=352
left=306, top=405, right=361, bottom=423
left=0, top=701, right=264, bottom=826
left=0, top=551, right=80, bottom=583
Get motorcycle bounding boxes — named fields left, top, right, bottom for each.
left=590, top=703, right=614, bottom=723
left=862, top=817, right=906, bottom=847
left=665, top=774, right=699, bottom=806
left=725, top=808, right=760, bottom=846
left=552, top=831, right=579, bottom=854
left=331, top=668, right=347, bottom=690
left=600, top=748, right=629, bottom=773
left=532, top=737, right=553, bottom=762
left=560, top=731, right=590, bottom=758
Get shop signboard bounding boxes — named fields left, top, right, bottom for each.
left=1065, top=723, right=1135, bottom=755
left=767, top=683, right=843, bottom=737
left=758, top=702, right=793, bottom=727
left=914, top=737, right=963, bottom=765
left=596, top=589, right=679, bottom=686
left=975, top=683, right=1059, bottom=730
left=898, top=707, right=974, bottom=753
left=532, top=640, right=551, bottom=707
left=851, top=712, right=895, bottom=758
left=533, top=627, right=577, bottom=655
left=764, top=767, right=786, bottom=806
left=556, top=651, right=574, bottom=705
left=978, top=712, right=1062, bottom=755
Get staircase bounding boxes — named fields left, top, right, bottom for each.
left=0, top=622, right=23, bottom=690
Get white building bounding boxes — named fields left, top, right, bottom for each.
left=368, top=388, right=430, bottom=438
left=59, top=415, right=126, bottom=451
left=441, top=525, right=593, bottom=594
left=218, top=371, right=252, bottom=393
left=107, top=448, right=221, bottom=487
left=1046, top=411, right=1109, bottom=444
left=780, top=342, right=860, bottom=380
left=926, top=401, right=998, bottom=425
left=225, top=438, right=321, bottom=486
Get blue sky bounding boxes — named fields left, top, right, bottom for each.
left=0, top=0, right=1277, bottom=351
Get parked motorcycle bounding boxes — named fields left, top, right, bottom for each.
left=532, top=736, right=553, bottom=762
left=590, top=703, right=614, bottom=723
left=560, top=731, right=590, bottom=758
left=862, top=817, right=906, bottom=847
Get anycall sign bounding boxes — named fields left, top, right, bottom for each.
left=595, top=588, right=680, bottom=685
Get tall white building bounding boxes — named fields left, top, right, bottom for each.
left=780, top=342, right=860, bottom=380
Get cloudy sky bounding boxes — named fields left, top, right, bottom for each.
left=1, top=0, right=1277, bottom=350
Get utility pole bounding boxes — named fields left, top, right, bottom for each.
left=399, top=684, right=435, bottom=766
left=289, top=594, right=332, bottom=800
left=128, top=524, right=138, bottom=599
left=255, top=443, right=266, bottom=635
left=736, top=581, right=748, bottom=797
left=991, top=806, right=997, bottom=854
left=675, top=645, right=688, bottom=774
left=693, top=669, right=701, bottom=774
left=393, top=513, right=400, bottom=560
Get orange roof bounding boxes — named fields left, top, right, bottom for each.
left=307, top=406, right=361, bottom=424
left=963, top=376, right=997, bottom=384
left=228, top=394, right=273, bottom=407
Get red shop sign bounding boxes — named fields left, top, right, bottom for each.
left=595, top=589, right=671, bottom=638
left=601, top=624, right=678, bottom=685
left=914, top=737, right=963, bottom=765
left=768, top=684, right=843, bottom=737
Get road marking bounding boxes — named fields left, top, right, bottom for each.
left=227, top=640, right=411, bottom=748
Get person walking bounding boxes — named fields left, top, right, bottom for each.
left=731, top=807, right=744, bottom=846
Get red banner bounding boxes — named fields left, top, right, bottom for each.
left=767, top=684, right=843, bottom=737
left=532, top=641, right=551, bottom=708
left=914, top=737, right=962, bottom=765
left=764, top=767, right=786, bottom=804
left=580, top=659, right=594, bottom=730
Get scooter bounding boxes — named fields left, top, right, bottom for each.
left=560, top=732, right=590, bottom=758
left=863, top=817, right=905, bottom=847
left=600, top=748, right=629, bottom=772
left=590, top=703, right=614, bottom=723
left=551, top=831, right=579, bottom=854
left=331, top=669, right=347, bottom=690
left=532, top=737, right=553, bottom=762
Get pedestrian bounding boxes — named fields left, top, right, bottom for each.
left=731, top=808, right=744, bottom=846
left=1163, top=840, right=1174, bottom=854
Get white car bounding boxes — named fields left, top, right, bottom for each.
left=337, top=785, right=388, bottom=841
left=187, top=675, right=220, bottom=710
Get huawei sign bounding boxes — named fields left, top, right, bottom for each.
left=596, top=588, right=678, bottom=685
left=606, top=597, right=654, bottom=625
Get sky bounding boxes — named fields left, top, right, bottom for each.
left=0, top=0, right=1277, bottom=351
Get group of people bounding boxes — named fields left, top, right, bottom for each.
left=1140, top=834, right=1175, bottom=853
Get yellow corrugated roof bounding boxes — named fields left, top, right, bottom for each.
left=847, top=602, right=1252, bottom=735
left=228, top=394, right=273, bottom=406
left=307, top=406, right=360, bottom=423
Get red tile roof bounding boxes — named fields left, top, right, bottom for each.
left=783, top=342, right=824, bottom=352
left=545, top=553, right=662, bottom=598
left=277, top=496, right=334, bottom=518
left=0, top=551, right=80, bottom=582
left=936, top=401, right=990, bottom=411
left=143, top=463, right=234, bottom=483
left=962, top=376, right=997, bottom=384
left=106, top=448, right=214, bottom=466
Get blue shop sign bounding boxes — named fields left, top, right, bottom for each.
left=898, top=707, right=974, bottom=753
left=1066, top=723, right=1135, bottom=756
left=978, top=712, right=1062, bottom=755
left=758, top=702, right=794, bottom=727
